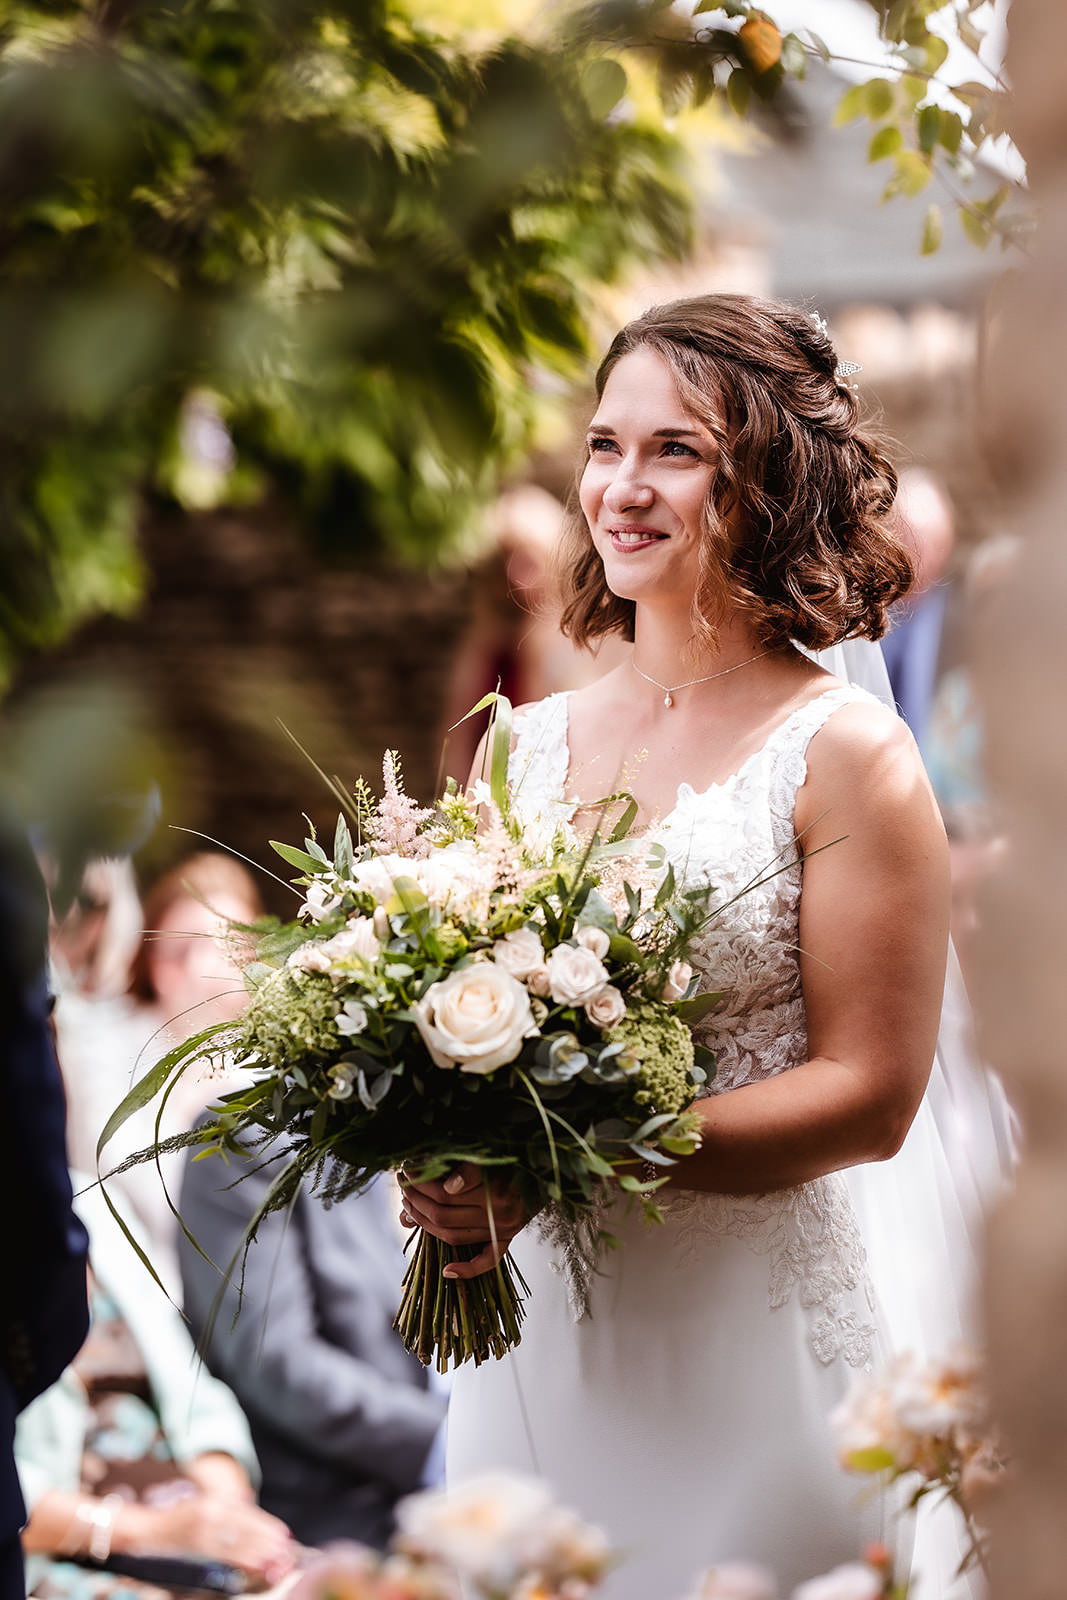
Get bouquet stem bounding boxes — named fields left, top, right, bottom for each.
left=394, top=1227, right=529, bottom=1373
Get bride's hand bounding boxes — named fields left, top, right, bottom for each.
left=399, top=1163, right=532, bottom=1280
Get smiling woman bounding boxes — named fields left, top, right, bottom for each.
left=562, top=294, right=912, bottom=657
left=400, top=293, right=984, bottom=1599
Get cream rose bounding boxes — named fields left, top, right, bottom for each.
left=544, top=943, right=610, bottom=1007
left=492, top=927, right=545, bottom=981
left=791, top=1563, right=881, bottom=1600
left=320, top=917, right=381, bottom=966
left=584, top=984, right=626, bottom=1029
left=350, top=853, right=410, bottom=903
left=686, top=1564, right=777, bottom=1600
left=413, top=963, right=537, bottom=1074
left=575, top=925, right=611, bottom=960
left=287, top=942, right=332, bottom=974
left=662, top=959, right=693, bottom=1003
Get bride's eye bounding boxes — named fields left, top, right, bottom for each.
left=662, top=440, right=699, bottom=458
left=587, top=436, right=618, bottom=455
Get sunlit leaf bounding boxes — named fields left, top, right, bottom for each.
left=581, top=57, right=628, bottom=120
left=834, top=82, right=869, bottom=126
left=961, top=206, right=993, bottom=249
left=868, top=125, right=903, bottom=163
left=727, top=67, right=751, bottom=118
left=921, top=202, right=943, bottom=255
left=917, top=104, right=942, bottom=154
left=864, top=78, right=894, bottom=120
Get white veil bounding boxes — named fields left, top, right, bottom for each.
left=815, top=638, right=1016, bottom=1599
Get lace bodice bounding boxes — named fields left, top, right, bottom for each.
left=509, top=683, right=885, bottom=1367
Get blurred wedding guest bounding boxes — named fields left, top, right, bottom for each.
left=925, top=535, right=1019, bottom=981
left=16, top=1177, right=295, bottom=1599
left=54, top=852, right=264, bottom=1296
left=180, top=1141, right=447, bottom=1551
left=1, top=804, right=89, bottom=1600
left=446, top=485, right=628, bottom=777
left=50, top=859, right=144, bottom=1179
left=49, top=858, right=143, bottom=1007
left=881, top=466, right=957, bottom=753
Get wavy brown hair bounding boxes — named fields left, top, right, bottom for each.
left=559, top=293, right=912, bottom=652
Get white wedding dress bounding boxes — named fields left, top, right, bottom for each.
left=446, top=682, right=1003, bottom=1600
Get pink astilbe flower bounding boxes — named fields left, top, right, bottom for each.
left=366, top=751, right=435, bottom=858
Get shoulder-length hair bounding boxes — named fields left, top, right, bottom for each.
left=559, top=293, right=913, bottom=652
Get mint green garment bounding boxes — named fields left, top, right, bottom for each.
left=16, top=1178, right=258, bottom=1591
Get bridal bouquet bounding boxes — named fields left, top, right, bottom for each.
left=101, top=697, right=721, bottom=1371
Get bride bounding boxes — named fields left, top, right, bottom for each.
left=400, top=294, right=987, bottom=1599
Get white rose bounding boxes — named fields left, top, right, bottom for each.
left=415, top=843, right=494, bottom=917
left=887, top=1346, right=985, bottom=1440
left=300, top=880, right=340, bottom=922
left=413, top=963, right=537, bottom=1075
left=287, top=942, right=332, bottom=974
left=662, top=959, right=693, bottom=1002
left=791, top=1563, right=881, bottom=1600
left=527, top=967, right=551, bottom=998
left=830, top=1374, right=902, bottom=1467
left=584, top=984, right=626, bottom=1029
left=492, top=927, right=545, bottom=981
left=320, top=917, right=381, bottom=966
left=544, top=943, right=610, bottom=1007
left=395, top=1472, right=555, bottom=1585
left=575, top=925, right=611, bottom=960
left=686, top=1564, right=778, bottom=1600
left=535, top=1505, right=611, bottom=1583
left=350, top=853, right=410, bottom=903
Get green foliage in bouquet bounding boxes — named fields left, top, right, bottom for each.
left=99, top=695, right=734, bottom=1371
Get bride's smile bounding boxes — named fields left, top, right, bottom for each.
left=579, top=344, right=717, bottom=607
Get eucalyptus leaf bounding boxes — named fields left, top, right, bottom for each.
left=675, top=991, right=725, bottom=1023
left=270, top=840, right=323, bottom=875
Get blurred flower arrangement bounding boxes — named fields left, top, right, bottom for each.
left=290, top=1472, right=610, bottom=1600
left=831, top=1344, right=1008, bottom=1580
left=101, top=696, right=727, bottom=1371
left=287, top=1474, right=911, bottom=1600
left=682, top=1545, right=902, bottom=1600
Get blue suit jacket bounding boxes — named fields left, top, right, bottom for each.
left=0, top=812, right=90, bottom=1548
left=180, top=1139, right=446, bottom=1549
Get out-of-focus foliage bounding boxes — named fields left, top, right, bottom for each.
left=0, top=0, right=1027, bottom=679
left=571, top=0, right=1024, bottom=253
left=0, top=0, right=693, bottom=673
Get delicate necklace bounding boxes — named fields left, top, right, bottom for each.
left=632, top=649, right=773, bottom=708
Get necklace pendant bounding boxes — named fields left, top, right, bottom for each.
left=663, top=691, right=673, bottom=709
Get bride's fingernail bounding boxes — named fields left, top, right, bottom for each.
left=443, top=1173, right=465, bottom=1194
left=442, top=1266, right=459, bottom=1279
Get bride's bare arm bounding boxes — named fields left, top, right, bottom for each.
left=676, top=700, right=949, bottom=1195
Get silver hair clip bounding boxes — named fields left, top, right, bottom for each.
left=807, top=310, right=862, bottom=387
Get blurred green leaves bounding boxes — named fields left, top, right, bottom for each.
left=0, top=0, right=1031, bottom=678
left=0, top=0, right=693, bottom=671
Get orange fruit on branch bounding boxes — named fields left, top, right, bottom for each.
left=738, top=13, right=782, bottom=76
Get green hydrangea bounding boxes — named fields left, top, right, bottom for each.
left=606, top=1001, right=696, bottom=1115
left=241, top=966, right=341, bottom=1069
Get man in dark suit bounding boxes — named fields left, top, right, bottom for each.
left=0, top=808, right=90, bottom=1600
left=180, top=1140, right=446, bottom=1550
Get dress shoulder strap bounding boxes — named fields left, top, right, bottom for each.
left=761, top=683, right=890, bottom=838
